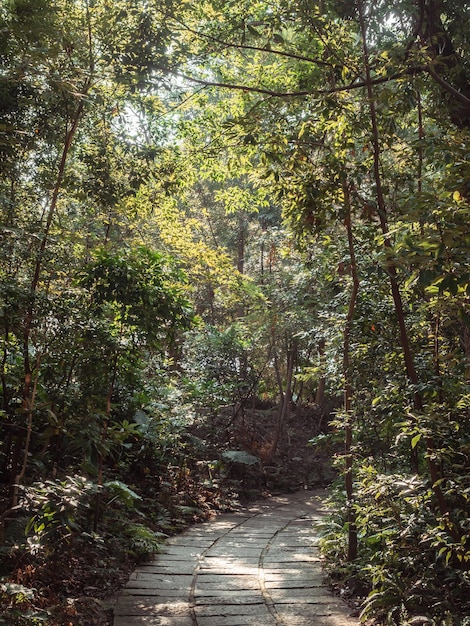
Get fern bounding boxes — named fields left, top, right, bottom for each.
left=125, top=523, right=166, bottom=560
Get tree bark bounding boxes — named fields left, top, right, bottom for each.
left=315, top=338, right=326, bottom=405
left=342, top=181, right=359, bottom=562
left=357, top=0, right=460, bottom=543
left=267, top=340, right=296, bottom=462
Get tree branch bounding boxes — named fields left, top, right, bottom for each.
left=426, top=66, right=470, bottom=107
left=173, top=18, right=334, bottom=68
left=175, top=69, right=413, bottom=98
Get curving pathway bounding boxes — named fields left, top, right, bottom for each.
left=112, top=490, right=359, bottom=626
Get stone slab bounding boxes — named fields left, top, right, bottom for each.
left=135, top=564, right=196, bottom=575
left=207, top=547, right=263, bottom=557
left=276, top=607, right=358, bottom=625
left=113, top=598, right=190, bottom=616
left=264, top=576, right=323, bottom=590
left=194, top=603, right=272, bottom=617
left=195, top=614, right=277, bottom=626
left=121, top=587, right=191, bottom=597
left=196, top=579, right=260, bottom=591
left=194, top=596, right=265, bottom=606
left=194, top=589, right=261, bottom=599
left=111, top=491, right=360, bottom=626
left=113, top=617, right=193, bottom=626
left=127, top=576, right=192, bottom=588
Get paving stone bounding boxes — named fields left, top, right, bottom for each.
left=126, top=574, right=193, bottom=589
left=262, top=554, right=322, bottom=563
left=212, top=546, right=265, bottom=554
left=111, top=491, right=360, bottom=626
left=195, top=615, right=277, bottom=626
left=160, top=547, right=204, bottom=559
left=276, top=606, right=358, bottom=625
left=264, top=577, right=324, bottom=589
left=134, top=564, right=196, bottom=575
left=194, top=603, right=270, bottom=616
left=196, top=577, right=260, bottom=590
left=121, top=588, right=191, bottom=597
left=198, top=566, right=259, bottom=575
left=268, top=588, right=341, bottom=602
left=194, top=595, right=265, bottom=606
left=196, top=573, right=256, bottom=583
left=114, top=598, right=190, bottom=615
left=113, top=617, right=193, bottom=626
left=227, top=530, right=273, bottom=537
left=265, top=564, right=320, bottom=572
left=130, top=571, right=193, bottom=579
left=265, top=556, right=316, bottom=565
left=194, top=589, right=261, bottom=599
left=199, top=561, right=259, bottom=568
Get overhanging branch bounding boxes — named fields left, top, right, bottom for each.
left=427, top=66, right=470, bottom=107
left=176, top=69, right=413, bottom=98
left=172, top=15, right=334, bottom=68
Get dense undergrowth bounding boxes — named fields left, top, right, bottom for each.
left=0, top=401, right=331, bottom=625
left=1, top=468, right=225, bottom=625
left=318, top=406, right=470, bottom=626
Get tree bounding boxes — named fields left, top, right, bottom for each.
left=167, top=0, right=470, bottom=619
left=0, top=0, right=190, bottom=510
left=2, top=0, right=470, bottom=621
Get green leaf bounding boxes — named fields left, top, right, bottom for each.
left=104, top=480, right=142, bottom=506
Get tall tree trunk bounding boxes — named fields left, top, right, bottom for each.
left=342, top=181, right=359, bottom=562
left=7, top=7, right=94, bottom=509
left=315, top=338, right=326, bottom=405
left=267, top=342, right=296, bottom=463
left=237, top=213, right=246, bottom=275
left=358, top=0, right=460, bottom=543
left=94, top=353, right=118, bottom=532
left=9, top=100, right=89, bottom=509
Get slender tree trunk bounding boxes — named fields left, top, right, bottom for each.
left=357, top=0, right=460, bottom=543
left=297, top=346, right=313, bottom=402
left=1, top=320, right=9, bottom=414
left=315, top=338, right=326, bottom=405
left=342, top=181, right=359, bottom=562
left=9, top=99, right=89, bottom=508
left=416, top=87, right=426, bottom=236
left=463, top=325, right=470, bottom=385
left=7, top=8, right=95, bottom=506
left=94, top=354, right=118, bottom=532
left=260, top=240, right=265, bottom=284
left=433, top=313, right=444, bottom=403
left=237, top=213, right=246, bottom=275
left=13, top=355, right=42, bottom=507
left=267, top=342, right=296, bottom=462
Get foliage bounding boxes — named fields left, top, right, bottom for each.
left=23, top=476, right=97, bottom=557
left=122, top=523, right=167, bottom=561
left=1, top=0, right=470, bottom=623
left=77, top=245, right=192, bottom=345
left=321, top=463, right=470, bottom=625
left=181, top=323, right=257, bottom=410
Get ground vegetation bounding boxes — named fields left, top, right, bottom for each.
left=1, top=0, right=469, bottom=624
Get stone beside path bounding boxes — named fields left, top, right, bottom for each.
left=112, top=490, right=359, bottom=626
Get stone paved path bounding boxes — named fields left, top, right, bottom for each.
left=112, top=490, right=359, bottom=626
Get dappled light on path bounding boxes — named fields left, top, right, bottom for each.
left=112, top=490, right=359, bottom=625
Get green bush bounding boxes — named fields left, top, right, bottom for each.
left=320, top=466, right=470, bottom=625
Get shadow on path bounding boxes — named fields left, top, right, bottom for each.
left=112, top=490, right=360, bottom=626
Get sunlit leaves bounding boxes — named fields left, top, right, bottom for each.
left=78, top=246, right=192, bottom=344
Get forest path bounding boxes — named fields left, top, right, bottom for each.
left=112, top=490, right=359, bottom=626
